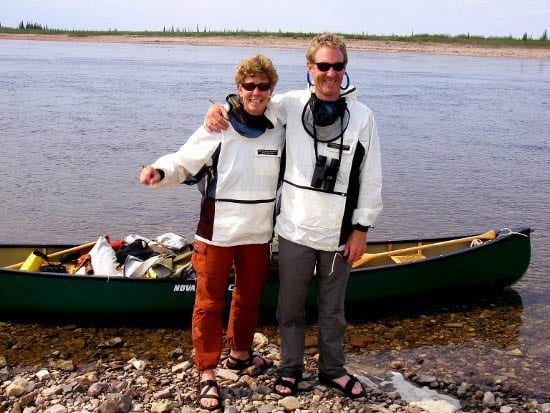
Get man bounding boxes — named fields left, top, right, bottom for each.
left=205, top=33, right=382, bottom=399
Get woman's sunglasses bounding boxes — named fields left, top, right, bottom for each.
left=314, top=62, right=346, bottom=72
left=241, top=82, right=271, bottom=92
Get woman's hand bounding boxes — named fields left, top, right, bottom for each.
left=204, top=104, right=229, bottom=133
left=140, top=166, right=161, bottom=185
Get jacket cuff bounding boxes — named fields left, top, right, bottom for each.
left=155, top=168, right=165, bottom=181
left=352, top=224, right=370, bottom=232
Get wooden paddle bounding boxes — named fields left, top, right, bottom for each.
left=352, top=229, right=496, bottom=269
left=6, top=241, right=97, bottom=270
left=173, top=250, right=193, bottom=263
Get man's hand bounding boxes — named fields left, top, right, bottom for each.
left=344, top=229, right=367, bottom=264
left=204, top=104, right=229, bottom=133
left=140, top=166, right=161, bottom=186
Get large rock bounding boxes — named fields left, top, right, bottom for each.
left=150, top=401, right=174, bottom=413
left=411, top=400, right=458, bottom=413
left=88, top=382, right=108, bottom=397
left=57, top=360, right=75, bottom=372
left=483, top=391, right=496, bottom=407
left=44, top=405, right=67, bottom=413
left=42, top=385, right=64, bottom=397
left=35, top=369, right=51, bottom=382
left=253, top=332, right=269, bottom=349
left=278, top=396, right=301, bottom=411
left=77, top=371, right=99, bottom=386
left=128, top=357, right=147, bottom=371
left=19, top=390, right=38, bottom=407
left=171, top=360, right=191, bottom=373
left=6, top=378, right=35, bottom=397
left=98, top=394, right=133, bottom=413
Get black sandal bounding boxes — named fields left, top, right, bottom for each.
left=225, top=349, right=274, bottom=371
left=273, top=376, right=299, bottom=396
left=319, top=373, right=367, bottom=399
left=198, top=379, right=221, bottom=411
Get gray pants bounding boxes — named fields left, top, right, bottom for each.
left=276, top=236, right=351, bottom=379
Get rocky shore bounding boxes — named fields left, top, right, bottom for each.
left=1, top=332, right=549, bottom=413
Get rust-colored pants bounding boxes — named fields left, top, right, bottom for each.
left=191, top=239, right=270, bottom=371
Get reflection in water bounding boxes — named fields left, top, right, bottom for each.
left=341, top=289, right=547, bottom=401
left=344, top=288, right=523, bottom=349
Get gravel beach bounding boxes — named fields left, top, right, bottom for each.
left=1, top=328, right=549, bottom=413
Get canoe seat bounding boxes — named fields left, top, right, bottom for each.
left=390, top=254, right=426, bottom=263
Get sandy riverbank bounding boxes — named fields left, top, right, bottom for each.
left=2, top=33, right=550, bottom=59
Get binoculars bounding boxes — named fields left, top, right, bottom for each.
left=311, top=155, right=340, bottom=192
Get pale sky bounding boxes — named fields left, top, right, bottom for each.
left=1, top=0, right=549, bottom=38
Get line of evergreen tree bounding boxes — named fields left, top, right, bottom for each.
left=18, top=20, right=47, bottom=30
left=3, top=20, right=548, bottom=41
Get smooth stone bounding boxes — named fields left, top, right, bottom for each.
left=87, top=382, right=107, bottom=397
left=98, top=394, right=133, bottom=413
left=150, top=401, right=174, bottom=413
left=128, top=358, right=147, bottom=371
left=253, top=332, right=269, bottom=348
left=171, top=360, right=191, bottom=373
left=278, top=396, right=301, bottom=410
left=6, top=378, right=35, bottom=397
left=35, top=369, right=51, bottom=382
left=483, top=391, right=496, bottom=407
left=44, top=405, right=67, bottom=413
left=57, top=361, right=75, bottom=372
left=410, top=400, right=458, bottom=413
left=217, top=368, right=239, bottom=381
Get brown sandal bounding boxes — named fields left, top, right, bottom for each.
left=319, top=373, right=367, bottom=399
left=225, top=349, right=274, bottom=371
left=274, top=376, right=299, bottom=396
left=198, top=379, right=221, bottom=411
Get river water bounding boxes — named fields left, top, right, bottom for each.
left=0, top=39, right=548, bottom=401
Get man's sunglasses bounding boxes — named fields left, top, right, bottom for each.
left=314, top=62, right=346, bottom=72
left=241, top=82, right=271, bottom=92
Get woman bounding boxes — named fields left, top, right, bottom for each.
left=140, top=55, right=283, bottom=411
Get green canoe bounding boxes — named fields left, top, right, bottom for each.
left=0, top=227, right=531, bottom=316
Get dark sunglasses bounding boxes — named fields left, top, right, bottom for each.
left=241, top=82, right=271, bottom=92
left=314, top=62, right=346, bottom=72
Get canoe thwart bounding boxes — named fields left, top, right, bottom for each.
left=390, top=254, right=426, bottom=263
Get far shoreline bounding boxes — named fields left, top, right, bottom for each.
left=2, top=33, right=550, bottom=59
